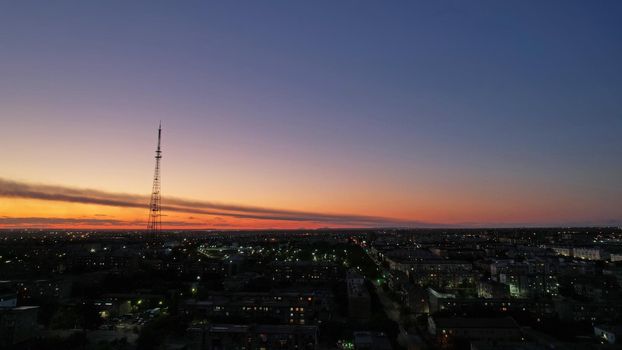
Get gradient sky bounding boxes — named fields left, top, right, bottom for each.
left=1, top=1, right=621, bottom=229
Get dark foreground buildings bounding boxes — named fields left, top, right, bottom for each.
left=0, top=227, right=621, bottom=349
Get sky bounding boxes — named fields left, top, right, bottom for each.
left=1, top=0, right=621, bottom=229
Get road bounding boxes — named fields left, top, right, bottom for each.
left=372, top=280, right=425, bottom=350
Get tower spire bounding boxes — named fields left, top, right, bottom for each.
left=147, top=123, right=162, bottom=234
left=157, top=120, right=161, bottom=150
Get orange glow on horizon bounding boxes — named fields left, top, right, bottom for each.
left=0, top=194, right=615, bottom=230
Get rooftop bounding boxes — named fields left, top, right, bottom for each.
left=433, top=317, right=519, bottom=329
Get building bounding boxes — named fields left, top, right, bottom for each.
left=270, top=261, right=341, bottom=283
left=16, top=278, right=73, bottom=302
left=347, top=271, right=371, bottom=320
left=428, top=316, right=521, bottom=343
left=554, top=297, right=621, bottom=323
left=477, top=279, right=510, bottom=299
left=427, top=287, right=553, bottom=316
left=0, top=292, right=17, bottom=308
left=353, top=331, right=392, bottom=350
left=184, top=291, right=331, bottom=325
left=610, top=253, right=622, bottom=262
left=427, top=288, right=456, bottom=314
left=188, top=324, right=319, bottom=350
left=0, top=306, right=39, bottom=348
left=498, top=273, right=558, bottom=298
left=549, top=246, right=573, bottom=257
left=573, top=247, right=609, bottom=261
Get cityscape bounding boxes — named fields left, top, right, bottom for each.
left=1, top=228, right=622, bottom=349
left=1, top=1, right=621, bottom=350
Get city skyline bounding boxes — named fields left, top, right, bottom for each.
left=1, top=1, right=621, bottom=229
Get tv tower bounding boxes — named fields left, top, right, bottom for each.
left=147, top=122, right=162, bottom=234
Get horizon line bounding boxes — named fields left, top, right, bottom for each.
left=0, top=225, right=620, bottom=231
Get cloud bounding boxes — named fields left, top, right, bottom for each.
left=0, top=178, right=434, bottom=227
left=0, top=216, right=204, bottom=228
left=0, top=217, right=136, bottom=226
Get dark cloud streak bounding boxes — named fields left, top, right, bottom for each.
left=0, top=216, right=202, bottom=227
left=0, top=178, right=432, bottom=227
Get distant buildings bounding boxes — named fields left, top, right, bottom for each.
left=573, top=247, right=609, bottom=261
left=549, top=245, right=618, bottom=261
left=270, top=261, right=341, bottom=283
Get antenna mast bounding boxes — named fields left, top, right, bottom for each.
left=147, top=122, right=162, bottom=234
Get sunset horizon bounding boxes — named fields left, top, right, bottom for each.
left=1, top=119, right=619, bottom=230
left=1, top=174, right=620, bottom=230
